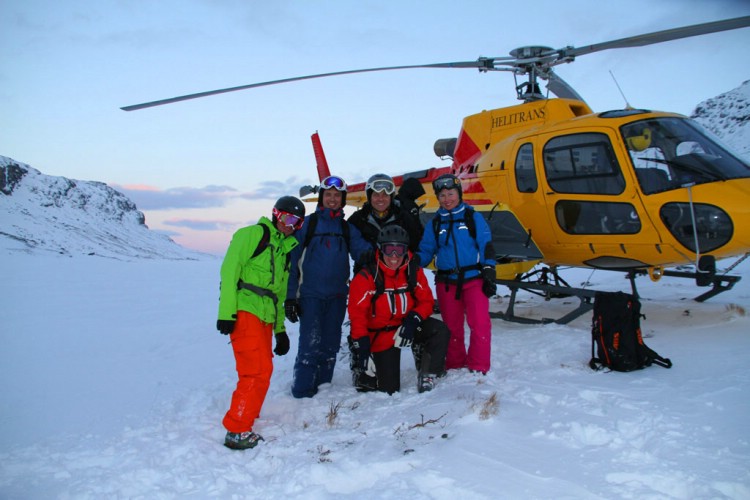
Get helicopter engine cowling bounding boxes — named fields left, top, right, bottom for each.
left=434, top=138, right=457, bottom=159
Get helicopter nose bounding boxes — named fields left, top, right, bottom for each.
left=659, top=179, right=750, bottom=258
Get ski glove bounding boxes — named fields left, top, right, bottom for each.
left=284, top=299, right=301, bottom=323
left=394, top=311, right=421, bottom=348
left=216, top=319, right=236, bottom=335
left=274, top=331, right=290, bottom=355
left=481, top=265, right=497, bottom=298
left=351, top=336, right=375, bottom=376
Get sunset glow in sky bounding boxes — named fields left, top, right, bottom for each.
left=3, top=0, right=749, bottom=253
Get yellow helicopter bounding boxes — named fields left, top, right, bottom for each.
left=122, top=16, right=750, bottom=323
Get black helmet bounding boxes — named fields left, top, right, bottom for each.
left=432, top=173, right=462, bottom=198
left=377, top=224, right=410, bottom=248
left=273, top=195, right=306, bottom=219
left=365, top=173, right=395, bottom=202
left=318, top=175, right=347, bottom=207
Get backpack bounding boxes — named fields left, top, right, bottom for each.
left=251, top=224, right=271, bottom=258
left=589, top=291, right=672, bottom=372
left=249, top=223, right=291, bottom=272
left=302, top=212, right=350, bottom=251
left=362, top=257, right=419, bottom=317
left=432, top=204, right=477, bottom=245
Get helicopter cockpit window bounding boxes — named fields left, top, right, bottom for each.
left=622, top=118, right=750, bottom=194
left=543, top=133, right=625, bottom=195
left=515, top=143, right=537, bottom=193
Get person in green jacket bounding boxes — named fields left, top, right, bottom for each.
left=216, top=195, right=306, bottom=450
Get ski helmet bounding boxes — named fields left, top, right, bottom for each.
left=318, top=175, right=347, bottom=206
left=273, top=195, right=306, bottom=225
left=432, top=173, right=462, bottom=201
left=377, top=224, right=410, bottom=248
left=365, top=173, right=395, bottom=203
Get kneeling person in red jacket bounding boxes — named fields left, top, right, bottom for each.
left=348, top=225, right=449, bottom=394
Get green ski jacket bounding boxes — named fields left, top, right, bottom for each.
left=217, top=217, right=299, bottom=333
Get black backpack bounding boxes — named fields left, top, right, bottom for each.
left=589, top=291, right=672, bottom=372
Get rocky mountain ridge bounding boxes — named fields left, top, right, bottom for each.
left=0, top=156, right=203, bottom=259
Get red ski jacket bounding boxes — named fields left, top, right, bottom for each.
left=348, top=253, right=435, bottom=353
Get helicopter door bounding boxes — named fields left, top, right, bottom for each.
left=507, top=141, right=559, bottom=243
left=535, top=131, right=663, bottom=267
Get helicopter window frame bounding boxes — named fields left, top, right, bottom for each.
left=514, top=143, right=538, bottom=193
left=542, top=133, right=626, bottom=195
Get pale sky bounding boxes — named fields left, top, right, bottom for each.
left=2, top=0, right=749, bottom=253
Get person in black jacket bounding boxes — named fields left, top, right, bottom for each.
left=348, top=173, right=423, bottom=253
left=396, top=176, right=426, bottom=222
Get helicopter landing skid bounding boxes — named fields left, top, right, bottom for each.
left=492, top=267, right=597, bottom=325
left=490, top=265, right=742, bottom=325
left=629, top=269, right=742, bottom=303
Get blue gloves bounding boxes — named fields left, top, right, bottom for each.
left=394, top=311, right=421, bottom=348
left=284, top=299, right=301, bottom=323
left=351, top=336, right=375, bottom=376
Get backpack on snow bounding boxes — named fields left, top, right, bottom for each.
left=589, top=291, right=672, bottom=372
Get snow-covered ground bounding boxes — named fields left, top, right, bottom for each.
left=1, top=252, right=749, bottom=499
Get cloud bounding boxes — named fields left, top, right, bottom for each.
left=162, top=218, right=244, bottom=232
left=113, top=184, right=239, bottom=210
left=240, top=176, right=312, bottom=201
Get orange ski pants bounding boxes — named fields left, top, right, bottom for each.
left=222, top=311, right=274, bottom=433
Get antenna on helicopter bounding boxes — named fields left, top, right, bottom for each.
left=609, top=70, right=633, bottom=110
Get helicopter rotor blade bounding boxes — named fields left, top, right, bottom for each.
left=120, top=16, right=750, bottom=111
left=559, top=16, right=750, bottom=60
left=120, top=59, right=503, bottom=111
left=545, top=71, right=585, bottom=101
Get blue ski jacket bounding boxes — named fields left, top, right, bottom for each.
left=416, top=202, right=495, bottom=282
left=287, top=206, right=370, bottom=299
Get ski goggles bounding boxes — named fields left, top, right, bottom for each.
left=432, top=176, right=461, bottom=193
left=320, top=175, right=347, bottom=191
left=380, top=242, right=408, bottom=258
left=273, top=208, right=304, bottom=230
left=368, top=178, right=395, bottom=195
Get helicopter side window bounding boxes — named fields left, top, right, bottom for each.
left=543, top=133, right=625, bottom=195
left=555, top=200, right=641, bottom=235
left=514, top=143, right=537, bottom=193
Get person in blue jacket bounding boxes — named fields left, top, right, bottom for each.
left=285, top=175, right=370, bottom=398
left=416, top=173, right=497, bottom=374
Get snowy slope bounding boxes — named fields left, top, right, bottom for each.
left=0, top=156, right=204, bottom=260
left=1, top=82, right=749, bottom=499
left=0, top=254, right=748, bottom=498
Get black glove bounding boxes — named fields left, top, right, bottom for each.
left=394, top=311, right=421, bottom=348
left=481, top=265, right=497, bottom=298
left=284, top=299, right=300, bottom=323
left=351, top=336, right=371, bottom=372
left=216, top=319, right=236, bottom=335
left=274, top=331, right=290, bottom=355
